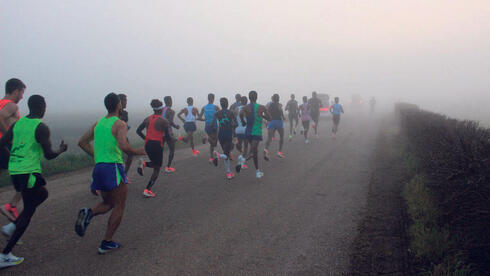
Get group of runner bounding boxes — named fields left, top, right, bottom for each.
left=0, top=78, right=345, bottom=268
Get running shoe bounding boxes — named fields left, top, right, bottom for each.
left=98, top=240, right=121, bottom=254
left=305, top=139, right=310, bottom=144
left=75, top=208, right=92, bottom=237
left=143, top=189, right=156, bottom=198
left=272, top=137, right=277, bottom=141
left=208, top=158, right=214, bottom=164
left=192, top=149, right=200, bottom=156
left=256, top=170, right=264, bottom=179
left=137, top=159, right=146, bottom=176
left=0, top=253, right=24, bottom=268
left=235, top=164, right=241, bottom=173
left=264, top=149, right=270, bottom=161
left=288, top=134, right=292, bottom=141
left=226, top=172, right=235, bottom=179
left=178, top=135, right=184, bottom=141
left=241, top=164, right=248, bottom=170
left=1, top=204, right=18, bottom=221
left=277, top=151, right=285, bottom=158
left=165, top=167, right=176, bottom=173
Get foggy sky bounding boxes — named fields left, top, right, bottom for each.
left=1, top=0, right=489, bottom=122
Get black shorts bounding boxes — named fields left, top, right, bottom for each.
left=333, top=114, right=340, bottom=125
left=145, top=140, right=163, bottom=167
left=288, top=112, right=298, bottom=120
left=311, top=112, right=319, bottom=123
left=11, top=173, right=46, bottom=192
left=302, top=120, right=310, bottom=130
left=184, top=122, right=197, bottom=132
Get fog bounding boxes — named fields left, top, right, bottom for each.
left=1, top=0, right=489, bottom=123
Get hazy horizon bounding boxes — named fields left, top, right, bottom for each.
left=1, top=0, right=489, bottom=123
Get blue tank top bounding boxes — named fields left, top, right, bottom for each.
left=332, top=103, right=342, bottom=115
left=203, top=104, right=216, bottom=124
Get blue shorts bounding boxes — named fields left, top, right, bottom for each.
left=236, top=133, right=246, bottom=139
left=91, top=163, right=128, bottom=192
left=267, top=120, right=284, bottom=129
left=205, top=122, right=217, bottom=135
left=184, top=122, right=197, bottom=132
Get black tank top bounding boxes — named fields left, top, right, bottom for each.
left=269, top=103, right=282, bottom=121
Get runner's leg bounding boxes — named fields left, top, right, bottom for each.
left=278, top=128, right=284, bottom=152
left=100, top=183, right=127, bottom=241
left=166, top=138, right=175, bottom=168
left=2, top=187, right=48, bottom=254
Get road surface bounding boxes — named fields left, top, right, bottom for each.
left=0, top=114, right=379, bottom=275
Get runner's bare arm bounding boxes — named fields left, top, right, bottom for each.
left=0, top=124, right=13, bottom=161
left=167, top=109, right=180, bottom=129
left=114, top=120, right=145, bottom=155
left=260, top=105, right=272, bottom=121
left=239, top=106, right=248, bottom=126
left=78, top=123, right=96, bottom=157
left=136, top=118, right=148, bottom=140
left=197, top=107, right=205, bottom=121
left=36, top=123, right=67, bottom=160
left=177, top=109, right=186, bottom=123
left=341, top=105, right=345, bottom=113
left=0, top=103, right=18, bottom=133
left=159, top=118, right=170, bottom=143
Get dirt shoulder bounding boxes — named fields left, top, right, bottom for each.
left=350, top=119, right=413, bottom=275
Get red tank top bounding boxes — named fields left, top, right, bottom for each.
left=145, top=114, right=164, bottom=145
left=0, top=99, right=19, bottom=138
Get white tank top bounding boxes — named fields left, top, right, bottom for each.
left=185, top=106, right=196, bottom=122
left=235, top=105, right=247, bottom=134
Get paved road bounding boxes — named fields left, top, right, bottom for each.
left=0, top=114, right=379, bottom=275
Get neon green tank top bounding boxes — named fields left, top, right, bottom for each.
left=252, top=104, right=263, bottom=136
left=8, top=117, right=43, bottom=175
left=94, top=116, right=123, bottom=164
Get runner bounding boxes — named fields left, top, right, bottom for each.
left=162, top=96, right=179, bottom=173
left=0, top=95, right=67, bottom=268
left=118, top=94, right=134, bottom=173
left=0, top=79, right=25, bottom=222
left=300, top=96, right=311, bottom=143
left=75, top=93, right=145, bottom=254
left=239, top=91, right=271, bottom=178
left=285, top=93, right=299, bottom=141
left=234, top=96, right=249, bottom=171
left=199, top=93, right=219, bottom=163
left=230, top=93, right=242, bottom=112
left=330, top=97, right=344, bottom=138
left=308, top=91, right=323, bottom=138
left=136, top=99, right=170, bottom=197
left=369, top=97, right=376, bottom=115
left=177, top=97, right=200, bottom=156
left=212, top=97, right=238, bottom=179
left=265, top=94, right=286, bottom=159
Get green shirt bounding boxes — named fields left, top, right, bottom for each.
left=8, top=117, right=43, bottom=175
left=94, top=116, right=123, bottom=164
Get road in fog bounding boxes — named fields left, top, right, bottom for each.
left=0, top=114, right=379, bottom=275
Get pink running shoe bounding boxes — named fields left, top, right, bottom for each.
left=1, top=203, right=18, bottom=221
